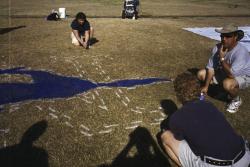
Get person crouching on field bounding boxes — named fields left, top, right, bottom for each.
left=70, top=12, right=94, bottom=49
left=197, top=25, right=250, bottom=113
left=160, top=72, right=250, bottom=167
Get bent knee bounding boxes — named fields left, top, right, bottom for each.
left=197, top=69, right=206, bottom=81
left=72, top=41, right=80, bottom=46
left=223, top=78, right=238, bottom=90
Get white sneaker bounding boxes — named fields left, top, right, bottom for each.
left=226, top=97, right=242, bottom=113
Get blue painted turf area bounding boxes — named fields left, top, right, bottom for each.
left=0, top=67, right=171, bottom=106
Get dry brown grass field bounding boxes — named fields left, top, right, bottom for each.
left=0, top=0, right=250, bottom=167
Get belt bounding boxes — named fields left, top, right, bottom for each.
left=200, top=148, right=245, bottom=166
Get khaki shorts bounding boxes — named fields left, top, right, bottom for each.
left=71, top=32, right=84, bottom=46
left=213, top=70, right=250, bottom=89
left=179, top=140, right=250, bottom=167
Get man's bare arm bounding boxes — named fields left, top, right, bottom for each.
left=201, top=68, right=214, bottom=94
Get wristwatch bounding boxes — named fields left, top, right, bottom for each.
left=220, top=57, right=225, bottom=62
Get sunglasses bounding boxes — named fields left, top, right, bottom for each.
left=220, top=33, right=234, bottom=38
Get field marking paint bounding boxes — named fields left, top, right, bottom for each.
left=160, top=113, right=166, bottom=117
left=125, top=125, right=138, bottom=130
left=125, top=96, right=130, bottom=102
left=104, top=124, right=119, bottom=128
left=63, top=115, right=71, bottom=120
left=35, top=106, right=43, bottom=111
left=130, top=121, right=142, bottom=124
left=99, top=129, right=112, bottom=134
left=150, top=122, right=161, bottom=125
left=118, top=89, right=123, bottom=94
left=65, top=121, right=74, bottom=128
left=80, top=98, right=93, bottom=104
left=131, top=109, right=142, bottom=114
left=115, top=92, right=121, bottom=98
left=122, top=100, right=128, bottom=107
left=98, top=105, right=108, bottom=111
left=92, top=94, right=95, bottom=100
left=154, top=118, right=164, bottom=121
left=80, top=130, right=93, bottom=137
left=80, top=124, right=90, bottom=131
left=149, top=110, right=159, bottom=113
left=49, top=113, right=58, bottom=119
left=100, top=99, right=105, bottom=105
left=49, top=107, right=57, bottom=113
left=94, top=90, right=100, bottom=96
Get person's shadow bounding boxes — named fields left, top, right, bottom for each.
left=99, top=127, right=171, bottom=167
left=156, top=99, right=178, bottom=155
left=0, top=26, right=26, bottom=35
left=0, top=120, right=49, bottom=167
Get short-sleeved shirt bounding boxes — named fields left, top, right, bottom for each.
left=206, top=43, right=250, bottom=77
left=168, top=100, right=244, bottom=160
left=71, top=19, right=90, bottom=35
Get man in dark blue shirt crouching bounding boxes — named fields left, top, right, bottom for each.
left=70, top=12, right=94, bottom=49
left=160, top=72, right=250, bottom=167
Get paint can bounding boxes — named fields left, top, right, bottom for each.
left=59, top=8, right=66, bottom=18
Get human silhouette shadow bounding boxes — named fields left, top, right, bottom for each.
left=187, top=68, right=228, bottom=102
left=0, top=120, right=49, bottom=167
left=0, top=67, right=171, bottom=105
left=156, top=99, right=178, bottom=155
left=0, top=26, right=26, bottom=35
left=99, top=127, right=171, bottom=167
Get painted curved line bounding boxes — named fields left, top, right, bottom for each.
left=0, top=67, right=171, bottom=106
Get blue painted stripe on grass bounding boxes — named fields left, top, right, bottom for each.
left=0, top=67, right=171, bottom=105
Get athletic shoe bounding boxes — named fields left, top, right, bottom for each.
left=226, top=97, right=242, bottom=113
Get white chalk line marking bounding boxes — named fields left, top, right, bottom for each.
left=99, top=129, right=112, bottom=134
left=49, top=113, right=58, bottom=119
left=154, top=118, right=165, bottom=122
left=150, top=122, right=161, bottom=125
left=80, top=124, right=90, bottom=131
left=131, top=109, right=142, bottom=114
left=104, top=124, right=119, bottom=128
left=130, top=121, right=142, bottom=124
left=35, top=106, right=43, bottom=111
left=125, top=125, right=138, bottom=130
left=149, top=110, right=159, bottom=113
left=63, top=115, right=71, bottom=120
left=115, top=91, right=121, bottom=98
left=49, top=107, right=57, bottom=113
left=98, top=105, right=108, bottom=111
left=65, top=121, right=74, bottom=128
left=80, top=130, right=93, bottom=137
left=122, top=100, right=128, bottom=107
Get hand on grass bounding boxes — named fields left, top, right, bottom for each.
left=201, top=86, right=208, bottom=95
left=82, top=42, right=88, bottom=49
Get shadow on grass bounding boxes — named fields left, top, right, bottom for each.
left=157, top=99, right=178, bottom=158
left=0, top=120, right=49, bottom=167
left=99, top=127, right=171, bottom=167
left=0, top=26, right=26, bottom=35
left=187, top=68, right=229, bottom=102
left=90, top=37, right=99, bottom=46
